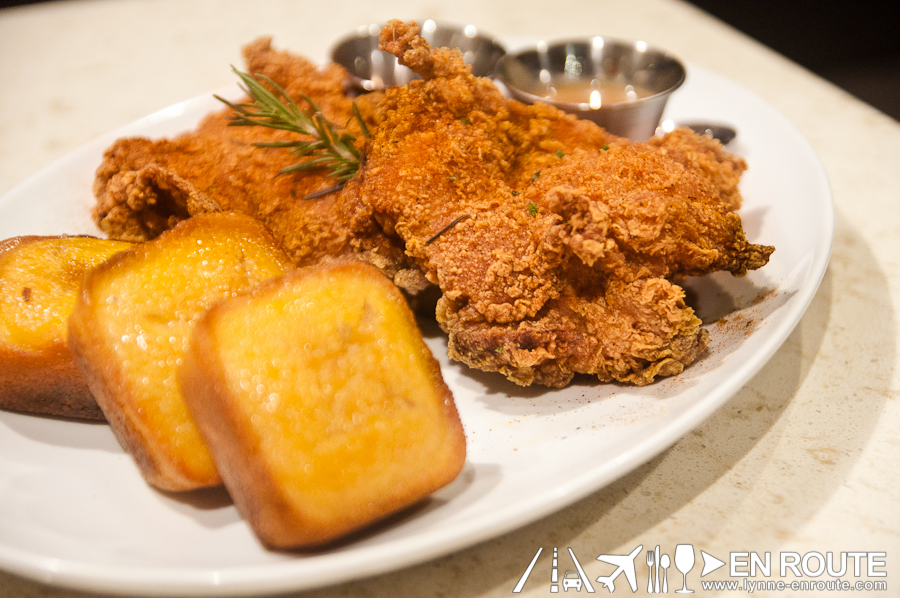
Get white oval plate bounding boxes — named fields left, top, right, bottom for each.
left=0, top=62, right=832, bottom=596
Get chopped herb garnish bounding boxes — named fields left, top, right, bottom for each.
left=601, top=143, right=609, bottom=151
left=494, top=345, right=504, bottom=354
left=460, top=117, right=471, bottom=125
left=511, top=190, right=520, bottom=196
left=527, top=202, right=538, bottom=217
left=531, top=170, right=541, bottom=179
left=556, top=150, right=565, bottom=159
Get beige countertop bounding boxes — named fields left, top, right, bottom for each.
left=1, top=0, right=898, bottom=596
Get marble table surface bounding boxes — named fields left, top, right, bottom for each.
left=1, top=0, right=898, bottom=596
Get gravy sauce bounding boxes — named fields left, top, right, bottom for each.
left=540, top=80, right=653, bottom=108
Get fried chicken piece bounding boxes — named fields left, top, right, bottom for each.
left=90, top=23, right=773, bottom=387
left=648, top=127, right=747, bottom=209
left=360, top=20, right=772, bottom=386
left=360, top=97, right=565, bottom=324
left=439, top=271, right=708, bottom=388
left=92, top=38, right=424, bottom=292
left=534, top=144, right=773, bottom=281
left=94, top=38, right=354, bottom=242
left=363, top=22, right=625, bottom=325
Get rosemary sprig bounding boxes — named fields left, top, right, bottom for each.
left=426, top=214, right=471, bottom=245
left=215, top=67, right=369, bottom=192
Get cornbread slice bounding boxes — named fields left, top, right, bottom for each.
left=0, top=235, right=132, bottom=420
left=179, top=261, right=466, bottom=548
left=68, top=213, right=292, bottom=491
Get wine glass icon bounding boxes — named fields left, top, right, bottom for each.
left=674, top=544, right=695, bottom=593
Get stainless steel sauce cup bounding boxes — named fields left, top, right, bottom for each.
left=497, top=37, right=686, bottom=140
left=331, top=20, right=506, bottom=92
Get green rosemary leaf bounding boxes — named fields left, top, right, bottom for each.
left=217, top=66, right=369, bottom=186
left=425, top=214, right=471, bottom=245
left=353, top=103, right=371, bottom=139
left=253, top=140, right=308, bottom=149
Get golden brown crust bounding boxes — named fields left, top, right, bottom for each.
left=0, top=235, right=132, bottom=420
left=93, top=157, right=223, bottom=242
left=180, top=261, right=466, bottom=548
left=379, top=19, right=473, bottom=80
left=439, top=272, right=708, bottom=387
left=90, top=27, right=774, bottom=388
left=358, top=22, right=771, bottom=386
left=649, top=127, right=747, bottom=210
left=535, top=145, right=774, bottom=280
left=90, top=37, right=423, bottom=296
left=68, top=213, right=292, bottom=491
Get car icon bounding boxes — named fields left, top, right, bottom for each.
left=563, top=570, right=582, bottom=591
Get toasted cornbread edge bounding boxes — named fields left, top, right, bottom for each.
left=180, top=260, right=467, bottom=549
left=68, top=245, right=206, bottom=490
left=68, top=213, right=292, bottom=491
left=0, top=235, right=122, bottom=421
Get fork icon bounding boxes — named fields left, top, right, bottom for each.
left=647, top=550, right=655, bottom=592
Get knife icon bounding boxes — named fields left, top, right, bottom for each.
left=655, top=545, right=661, bottom=593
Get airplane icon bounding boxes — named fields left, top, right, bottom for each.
left=595, top=545, right=643, bottom=593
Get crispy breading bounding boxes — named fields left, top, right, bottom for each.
left=91, top=38, right=421, bottom=289
left=91, top=23, right=774, bottom=387
left=438, top=273, right=708, bottom=388
left=648, top=126, right=747, bottom=209
left=357, top=19, right=772, bottom=386
left=534, top=144, right=773, bottom=281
